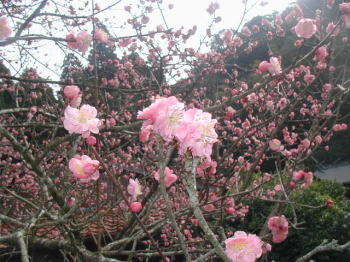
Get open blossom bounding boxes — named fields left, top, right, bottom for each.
left=138, top=96, right=185, bottom=142
left=0, top=17, right=12, bottom=40
left=258, top=57, right=282, bottom=75
left=268, top=215, right=289, bottom=243
left=293, top=170, right=305, bottom=181
left=94, top=28, right=109, bottom=43
left=66, top=33, right=79, bottom=49
left=154, top=167, right=178, bottom=188
left=76, top=31, right=92, bottom=52
left=326, top=22, right=340, bottom=36
left=315, top=46, right=329, bottom=62
left=295, top=18, right=317, bottom=38
left=66, top=31, right=92, bottom=53
left=127, top=178, right=142, bottom=201
left=63, top=105, right=100, bottom=138
left=268, top=57, right=282, bottom=75
left=302, top=171, right=314, bottom=188
left=269, top=139, right=284, bottom=151
left=176, top=109, right=218, bottom=159
left=225, top=231, right=263, bottom=262
left=69, top=155, right=100, bottom=182
left=304, top=74, right=315, bottom=84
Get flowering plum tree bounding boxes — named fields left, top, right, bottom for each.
left=0, top=0, right=350, bottom=261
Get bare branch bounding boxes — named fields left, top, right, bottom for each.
left=296, top=240, right=350, bottom=262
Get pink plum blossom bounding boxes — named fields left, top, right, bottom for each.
left=268, top=57, right=282, bottom=75
left=139, top=124, right=153, bottom=142
left=67, top=197, right=76, bottom=206
left=304, top=74, right=315, bottom=84
left=63, top=105, right=100, bottom=138
left=207, top=2, right=219, bottom=14
left=66, top=33, right=79, bottom=49
left=293, top=170, right=314, bottom=187
left=86, top=136, right=97, bottom=146
left=94, top=28, right=108, bottom=43
left=130, top=202, right=142, bottom=212
left=0, top=17, right=12, bottom=40
left=176, top=108, right=218, bottom=159
left=225, top=231, right=263, bottom=262
left=333, top=124, right=347, bottom=131
left=268, top=215, right=289, bottom=243
left=69, top=155, right=100, bottom=182
left=154, top=167, right=178, bottom=188
left=315, top=46, right=329, bottom=62
left=127, top=178, right=142, bottom=201
left=76, top=31, right=92, bottom=53
left=66, top=31, right=92, bottom=53
left=197, top=158, right=217, bottom=176
left=339, top=3, right=350, bottom=14
left=64, top=85, right=80, bottom=99
left=326, top=22, right=340, bottom=36
left=302, top=171, right=314, bottom=188
left=295, top=18, right=317, bottom=38
left=293, top=170, right=305, bottom=181
left=259, top=61, right=271, bottom=72
left=269, top=139, right=284, bottom=151
left=64, top=85, right=82, bottom=107
left=258, top=57, right=282, bottom=75
left=137, top=96, right=185, bottom=142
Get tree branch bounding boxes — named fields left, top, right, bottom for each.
left=296, top=240, right=350, bottom=262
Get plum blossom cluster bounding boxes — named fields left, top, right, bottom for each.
left=138, top=96, right=218, bottom=160
left=66, top=31, right=92, bottom=53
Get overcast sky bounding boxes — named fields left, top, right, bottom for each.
left=1, top=0, right=294, bottom=84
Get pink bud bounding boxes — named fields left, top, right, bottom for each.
left=226, top=207, right=235, bottom=215
left=130, top=202, right=142, bottom=212
left=30, top=106, right=38, bottom=113
left=86, top=136, right=97, bottom=146
left=67, top=197, right=76, bottom=206
left=64, top=85, right=80, bottom=99
left=258, top=61, right=271, bottom=72
left=289, top=181, right=296, bottom=188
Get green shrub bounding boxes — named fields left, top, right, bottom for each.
left=228, top=179, right=350, bottom=261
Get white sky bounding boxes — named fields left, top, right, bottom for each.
left=1, top=0, right=294, bottom=83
